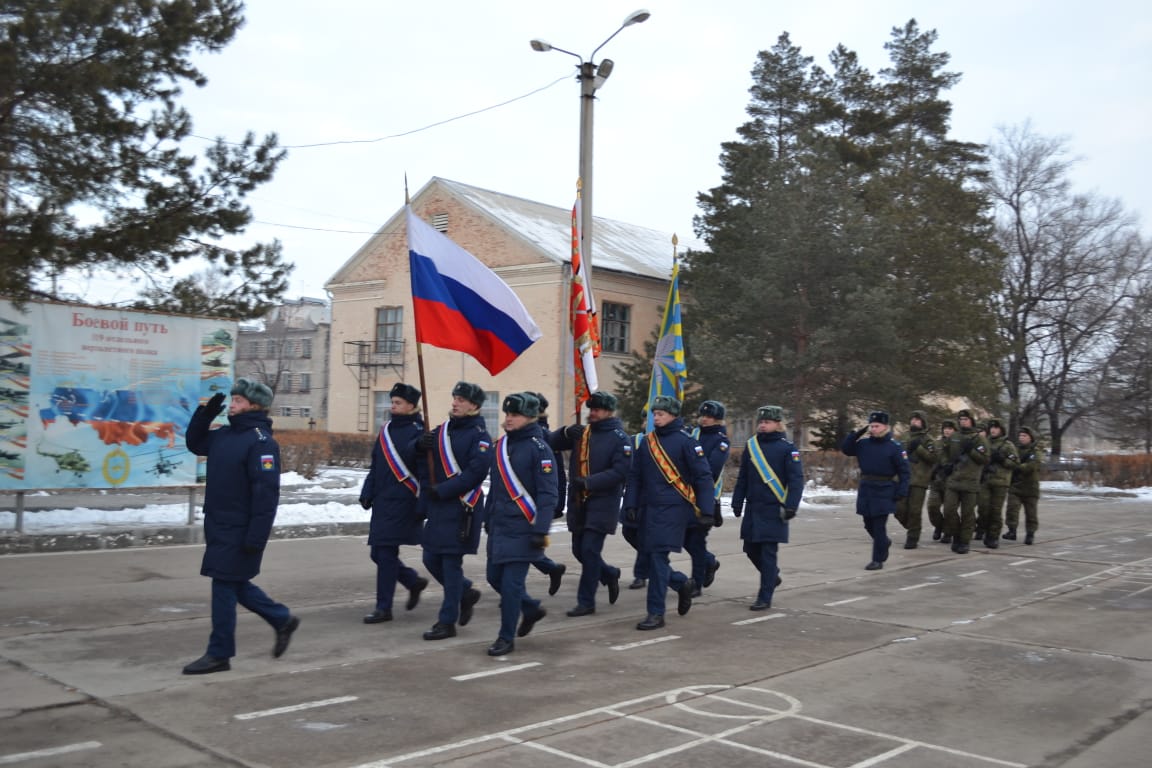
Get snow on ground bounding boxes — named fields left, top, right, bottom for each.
left=1, top=467, right=1146, bottom=534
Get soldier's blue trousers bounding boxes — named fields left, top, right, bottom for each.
left=207, top=578, right=290, bottom=659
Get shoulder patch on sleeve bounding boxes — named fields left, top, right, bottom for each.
left=478, top=440, right=491, bottom=452
left=623, top=443, right=632, bottom=455
left=541, top=458, right=554, bottom=473
left=719, top=441, right=730, bottom=452
left=694, top=445, right=705, bottom=457
left=261, top=454, right=276, bottom=471
left=791, top=451, right=801, bottom=462
left=901, top=450, right=909, bottom=460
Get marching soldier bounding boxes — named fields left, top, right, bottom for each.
left=482, top=393, right=557, bottom=656
left=416, top=381, right=491, bottom=641
left=730, top=405, right=803, bottom=610
left=940, top=409, right=990, bottom=554
left=895, top=410, right=937, bottom=549
left=978, top=418, right=1019, bottom=548
left=529, top=393, right=567, bottom=597
left=358, top=383, right=429, bottom=624
left=622, top=396, right=714, bottom=630
left=1004, top=426, right=1044, bottom=545
left=688, top=400, right=729, bottom=594
left=927, top=419, right=956, bottom=542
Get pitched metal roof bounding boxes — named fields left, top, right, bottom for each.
left=431, top=177, right=705, bottom=280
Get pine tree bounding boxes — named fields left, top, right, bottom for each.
left=686, top=22, right=1001, bottom=439
left=0, top=0, right=290, bottom=317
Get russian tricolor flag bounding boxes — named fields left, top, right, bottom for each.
left=408, top=208, right=542, bottom=375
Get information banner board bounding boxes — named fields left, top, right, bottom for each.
left=0, top=299, right=237, bottom=490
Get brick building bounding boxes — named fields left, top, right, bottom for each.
left=324, top=177, right=699, bottom=433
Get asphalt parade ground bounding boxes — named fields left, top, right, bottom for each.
left=1, top=492, right=1149, bottom=768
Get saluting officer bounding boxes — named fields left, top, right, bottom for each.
left=622, top=396, right=715, bottom=630
left=548, top=390, right=631, bottom=617
left=841, top=410, right=911, bottom=570
left=482, top=393, right=558, bottom=656
left=416, top=381, right=491, bottom=641
left=730, top=405, right=803, bottom=610
left=358, top=383, right=429, bottom=624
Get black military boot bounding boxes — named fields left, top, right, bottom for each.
left=973, top=528, right=986, bottom=542
left=1025, top=532, right=1035, bottom=545
left=1002, top=528, right=1017, bottom=540
left=932, top=527, right=942, bottom=541
left=941, top=533, right=953, bottom=544
left=904, top=533, right=919, bottom=550
left=983, top=535, right=999, bottom=549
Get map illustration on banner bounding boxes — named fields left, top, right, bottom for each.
left=0, top=299, right=237, bottom=490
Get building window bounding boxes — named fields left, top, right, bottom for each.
left=266, top=340, right=279, bottom=358
left=244, top=341, right=261, bottom=358
left=479, top=391, right=499, bottom=429
left=280, top=374, right=292, bottom=394
left=298, top=373, right=311, bottom=393
left=301, top=338, right=312, bottom=358
left=601, top=302, right=631, bottom=354
left=300, top=406, right=312, bottom=418
left=373, top=391, right=390, bottom=429
left=280, top=406, right=293, bottom=417
left=375, top=306, right=403, bottom=357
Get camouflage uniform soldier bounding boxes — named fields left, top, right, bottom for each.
left=940, top=409, right=990, bottom=554
left=1004, top=426, right=1044, bottom=545
left=894, top=410, right=937, bottom=549
left=926, top=419, right=955, bottom=543
left=977, top=418, right=1019, bottom=548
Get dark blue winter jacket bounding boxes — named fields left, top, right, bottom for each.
left=485, top=422, right=558, bottom=565
left=548, top=416, right=631, bottom=535
left=622, top=418, right=714, bottom=552
left=731, top=431, right=804, bottom=544
left=186, top=406, right=280, bottom=581
left=360, top=412, right=425, bottom=546
left=419, top=413, right=491, bottom=555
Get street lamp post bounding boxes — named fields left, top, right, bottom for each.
left=530, top=9, right=650, bottom=273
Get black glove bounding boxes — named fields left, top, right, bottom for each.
left=425, top=484, right=441, bottom=500
left=731, top=504, right=743, bottom=518
left=564, top=424, right=583, bottom=441
left=713, top=510, right=724, bottom=527
left=418, top=430, right=437, bottom=450
left=624, top=507, right=638, bottom=523
left=697, top=513, right=715, bottom=529
left=359, top=497, right=372, bottom=510
left=206, top=391, right=226, bottom=417
left=569, top=477, right=587, bottom=494
left=530, top=533, right=548, bottom=549
left=781, top=507, right=797, bottom=521
left=854, top=426, right=868, bottom=438
left=242, top=543, right=263, bottom=555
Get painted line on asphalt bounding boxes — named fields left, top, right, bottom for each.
left=824, top=596, right=868, bottom=606
left=235, top=696, right=359, bottom=720
left=898, top=582, right=937, bottom=591
left=1008, top=559, right=1034, bottom=566
left=1052, top=551, right=1070, bottom=556
left=959, top=570, right=988, bottom=578
left=732, top=613, right=786, bottom=626
left=611, top=635, right=680, bottom=651
left=452, top=662, right=541, bottom=681
left=0, top=742, right=102, bottom=765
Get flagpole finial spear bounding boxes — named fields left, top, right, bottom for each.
left=404, top=173, right=410, bottom=205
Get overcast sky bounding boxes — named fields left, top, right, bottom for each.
left=71, top=0, right=1152, bottom=302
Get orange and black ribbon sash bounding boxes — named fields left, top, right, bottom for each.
left=645, top=431, right=700, bottom=517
